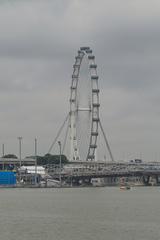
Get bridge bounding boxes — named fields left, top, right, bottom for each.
left=46, top=161, right=160, bottom=186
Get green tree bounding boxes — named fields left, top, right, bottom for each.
left=43, top=154, right=68, bottom=165
left=26, top=154, right=69, bottom=166
left=3, top=154, right=18, bottom=159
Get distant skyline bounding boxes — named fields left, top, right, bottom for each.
left=0, top=1, right=160, bottom=161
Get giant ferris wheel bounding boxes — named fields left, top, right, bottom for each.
left=69, top=47, right=100, bottom=161
left=48, top=47, right=114, bottom=162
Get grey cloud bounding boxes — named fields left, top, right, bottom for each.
left=93, top=23, right=160, bottom=94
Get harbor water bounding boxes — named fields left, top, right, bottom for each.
left=0, top=187, right=160, bottom=240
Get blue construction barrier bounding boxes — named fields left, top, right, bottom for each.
left=0, top=172, right=16, bottom=185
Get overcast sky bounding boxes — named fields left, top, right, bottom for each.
left=0, top=0, right=160, bottom=161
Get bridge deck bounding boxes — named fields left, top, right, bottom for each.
left=46, top=162, right=160, bottom=180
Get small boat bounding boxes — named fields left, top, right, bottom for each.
left=120, top=177, right=131, bottom=190
left=120, top=185, right=131, bottom=190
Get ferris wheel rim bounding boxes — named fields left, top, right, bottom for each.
left=70, top=47, right=100, bottom=161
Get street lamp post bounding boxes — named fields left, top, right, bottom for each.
left=2, top=143, right=4, bottom=157
left=18, top=137, right=22, bottom=183
left=2, top=143, right=5, bottom=170
left=58, top=141, right=62, bottom=187
left=35, top=138, right=38, bottom=185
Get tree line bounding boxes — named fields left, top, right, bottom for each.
left=3, top=153, right=69, bottom=165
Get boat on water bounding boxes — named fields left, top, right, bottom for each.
left=120, top=177, right=131, bottom=190
left=120, top=185, right=131, bottom=190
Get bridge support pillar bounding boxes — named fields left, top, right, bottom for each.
left=155, top=176, right=160, bottom=185
left=142, top=176, right=150, bottom=185
left=70, top=177, right=92, bottom=186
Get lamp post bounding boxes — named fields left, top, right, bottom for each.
left=18, top=137, right=22, bottom=183
left=2, top=143, right=5, bottom=170
left=35, top=138, right=37, bottom=185
left=2, top=143, right=4, bottom=157
left=58, top=141, right=62, bottom=187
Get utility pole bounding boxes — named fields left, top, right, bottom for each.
left=2, top=143, right=4, bottom=157
left=2, top=143, right=5, bottom=170
left=58, top=141, right=62, bottom=187
left=18, top=137, right=22, bottom=183
left=35, top=138, right=38, bottom=185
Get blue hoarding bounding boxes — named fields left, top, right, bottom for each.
left=0, top=172, right=16, bottom=185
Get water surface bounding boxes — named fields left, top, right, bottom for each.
left=0, top=187, right=159, bottom=240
